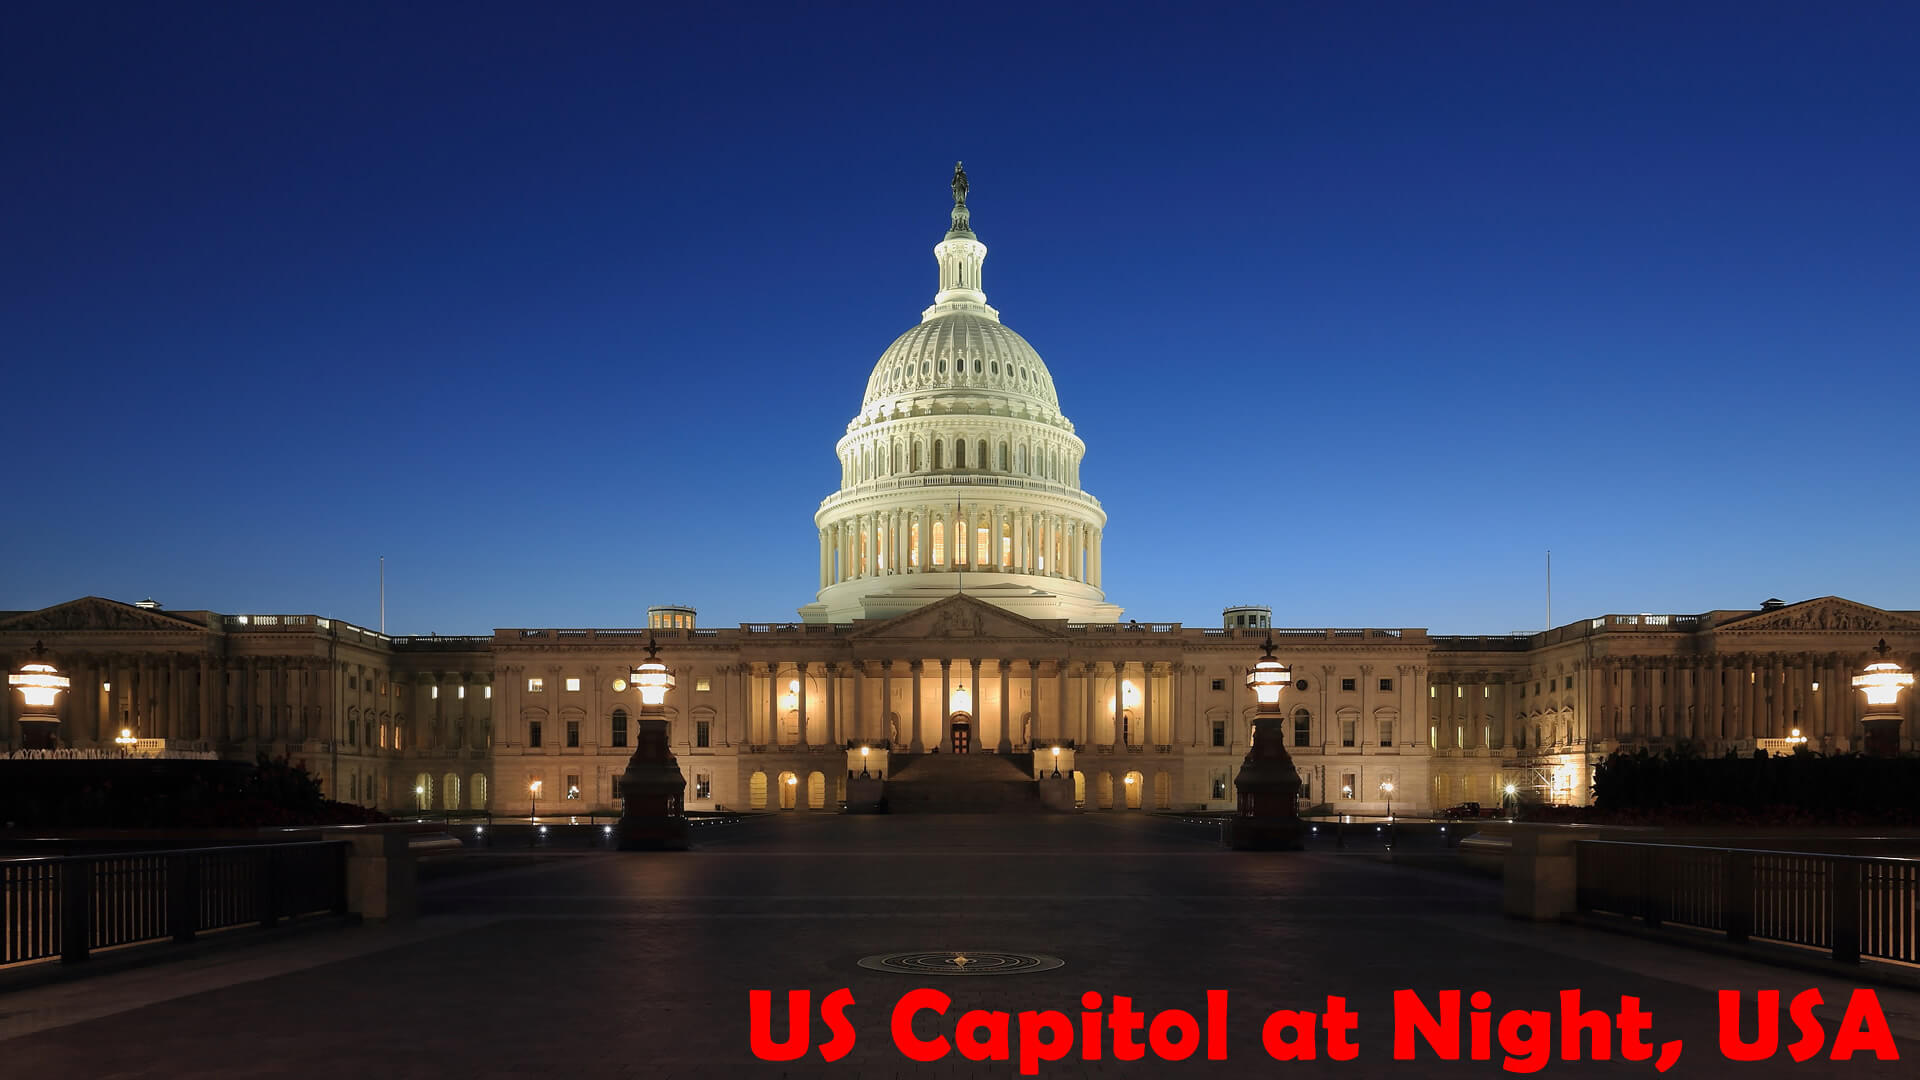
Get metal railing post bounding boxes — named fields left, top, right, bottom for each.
left=168, top=853, right=198, bottom=944
left=1724, top=851, right=1753, bottom=944
left=256, top=846, right=280, bottom=929
left=1641, top=846, right=1663, bottom=928
left=1830, top=859, right=1861, bottom=965
left=59, top=859, right=92, bottom=964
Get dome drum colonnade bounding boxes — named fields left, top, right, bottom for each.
left=806, top=163, right=1115, bottom=624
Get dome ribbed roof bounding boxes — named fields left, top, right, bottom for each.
left=862, top=311, right=1059, bottom=411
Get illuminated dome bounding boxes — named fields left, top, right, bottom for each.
left=801, top=164, right=1119, bottom=625
left=862, top=313, right=1061, bottom=414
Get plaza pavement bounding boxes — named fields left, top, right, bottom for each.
left=1, top=814, right=1915, bottom=1078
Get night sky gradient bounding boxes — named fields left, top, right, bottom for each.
left=5, top=2, right=1916, bottom=634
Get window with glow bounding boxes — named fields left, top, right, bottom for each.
left=1341, top=773, right=1356, bottom=799
left=909, top=521, right=920, bottom=566
left=976, top=526, right=989, bottom=565
left=431, top=686, right=439, bottom=699
left=458, top=686, right=466, bottom=699
left=696, top=678, right=710, bottom=692
left=1341, top=719, right=1356, bottom=747
left=565, top=774, right=581, bottom=800
left=528, top=678, right=544, bottom=693
left=932, top=521, right=945, bottom=566
left=1379, top=720, right=1394, bottom=745
left=485, top=686, right=492, bottom=699
left=566, top=678, right=581, bottom=692
left=694, top=774, right=712, bottom=800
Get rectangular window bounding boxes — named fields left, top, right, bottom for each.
left=529, top=721, right=543, bottom=748
left=1293, top=715, right=1310, bottom=747
left=566, top=720, right=580, bottom=748
left=458, top=686, right=466, bottom=699
left=1379, top=720, right=1394, bottom=745
left=1341, top=720, right=1356, bottom=747
left=694, top=774, right=712, bottom=800
left=1210, top=679, right=1225, bottom=692
left=1457, top=686, right=1465, bottom=698
left=349, top=675, right=358, bottom=690
left=696, top=719, right=711, bottom=748
left=1565, top=676, right=1574, bottom=690
left=1211, top=720, right=1226, bottom=747
left=430, top=686, right=439, bottom=699
left=611, top=712, right=628, bottom=748
left=485, top=686, right=493, bottom=699
left=1341, top=773, right=1356, bottom=799
left=1379, top=678, right=1393, bottom=692
left=1429, top=685, right=1437, bottom=698
left=565, top=774, right=581, bottom=800
left=565, top=677, right=581, bottom=692
left=612, top=776, right=624, bottom=800
left=1341, top=678, right=1356, bottom=692
left=528, top=678, right=544, bottom=693
left=1211, top=776, right=1228, bottom=800
left=696, top=678, right=711, bottom=692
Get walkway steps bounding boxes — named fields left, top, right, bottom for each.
left=884, top=753, right=1043, bottom=813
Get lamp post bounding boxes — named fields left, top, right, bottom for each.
left=1502, top=782, right=1518, bottom=819
left=1852, top=639, right=1914, bottom=757
left=1230, top=635, right=1305, bottom=850
left=529, top=779, right=541, bottom=821
left=1050, top=745, right=1061, bottom=778
left=860, top=744, right=871, bottom=778
left=616, top=633, right=689, bottom=850
left=415, top=783, right=427, bottom=812
left=9, top=642, right=71, bottom=750
left=1380, top=780, right=1395, bottom=820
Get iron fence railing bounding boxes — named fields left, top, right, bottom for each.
left=1574, top=840, right=1919, bottom=966
left=1, top=840, right=348, bottom=967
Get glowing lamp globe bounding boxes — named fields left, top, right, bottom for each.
left=630, top=633, right=675, bottom=707
left=1244, top=636, right=1292, bottom=706
left=10, top=654, right=70, bottom=710
left=952, top=684, right=972, bottom=714
left=1852, top=661, right=1913, bottom=707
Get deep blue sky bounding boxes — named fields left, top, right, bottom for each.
left=5, top=2, right=1917, bottom=635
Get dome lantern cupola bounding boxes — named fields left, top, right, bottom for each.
left=927, top=161, right=997, bottom=322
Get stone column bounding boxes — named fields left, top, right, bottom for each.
left=939, top=659, right=951, bottom=748
left=909, top=660, right=924, bottom=753
left=1028, top=661, right=1041, bottom=746
left=997, top=659, right=1011, bottom=753
left=795, top=661, right=809, bottom=748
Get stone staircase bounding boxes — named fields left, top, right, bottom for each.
left=883, top=752, right=1044, bottom=813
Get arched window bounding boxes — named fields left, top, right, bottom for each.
left=997, top=442, right=1009, bottom=471
left=954, top=440, right=966, bottom=468
left=934, top=441, right=944, bottom=469
left=977, top=440, right=988, bottom=470
left=932, top=520, right=946, bottom=566
left=912, top=442, right=923, bottom=471
left=891, top=442, right=900, bottom=474
left=1016, top=445, right=1027, bottom=474
left=470, top=773, right=487, bottom=810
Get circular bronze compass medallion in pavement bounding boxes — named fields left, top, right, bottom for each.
left=857, top=951, right=1064, bottom=976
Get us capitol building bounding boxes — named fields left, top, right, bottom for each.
left=5, top=168, right=1917, bottom=816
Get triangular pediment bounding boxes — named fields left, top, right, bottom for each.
left=0, top=596, right=209, bottom=634
left=848, top=593, right=1069, bottom=641
left=1714, top=596, right=1920, bottom=634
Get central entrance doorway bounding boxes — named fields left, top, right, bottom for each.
left=949, top=713, right=972, bottom=754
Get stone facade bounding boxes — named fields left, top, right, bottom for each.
left=4, top=594, right=1917, bottom=816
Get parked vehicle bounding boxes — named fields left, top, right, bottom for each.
left=1443, top=802, right=1486, bottom=819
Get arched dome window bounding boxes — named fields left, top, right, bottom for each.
left=933, top=441, right=945, bottom=469
left=954, top=441, right=966, bottom=469
left=1016, top=445, right=1027, bottom=474
left=891, top=442, right=900, bottom=474
left=977, top=440, right=987, bottom=471
left=997, top=442, right=1009, bottom=472
left=912, top=442, right=923, bottom=471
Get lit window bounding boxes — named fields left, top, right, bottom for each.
left=1211, top=776, right=1227, bottom=799
left=565, top=774, right=581, bottom=800
left=1429, top=686, right=1437, bottom=698
left=1379, top=720, right=1394, bottom=745
left=696, top=678, right=711, bottom=692
left=1341, top=720, right=1356, bottom=748
left=1341, top=773, right=1356, bottom=799
left=528, top=678, right=544, bottom=693
left=457, top=686, right=466, bottom=699
left=694, top=774, right=712, bottom=800
left=1457, top=686, right=1464, bottom=698
left=566, top=678, right=581, bottom=692
left=102, top=681, right=112, bottom=692
left=484, top=686, right=492, bottom=699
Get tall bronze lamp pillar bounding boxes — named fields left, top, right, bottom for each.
left=1230, top=635, right=1305, bottom=850
left=617, top=634, right=690, bottom=850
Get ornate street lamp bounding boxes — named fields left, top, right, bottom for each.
left=1230, top=636, right=1304, bottom=850
left=1380, top=779, right=1395, bottom=820
left=1852, top=639, right=1914, bottom=757
left=616, top=633, right=689, bottom=850
left=529, top=779, right=541, bottom=821
left=9, top=642, right=71, bottom=750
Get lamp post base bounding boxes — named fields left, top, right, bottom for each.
left=616, top=814, right=690, bottom=851
left=1230, top=816, right=1306, bottom=851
